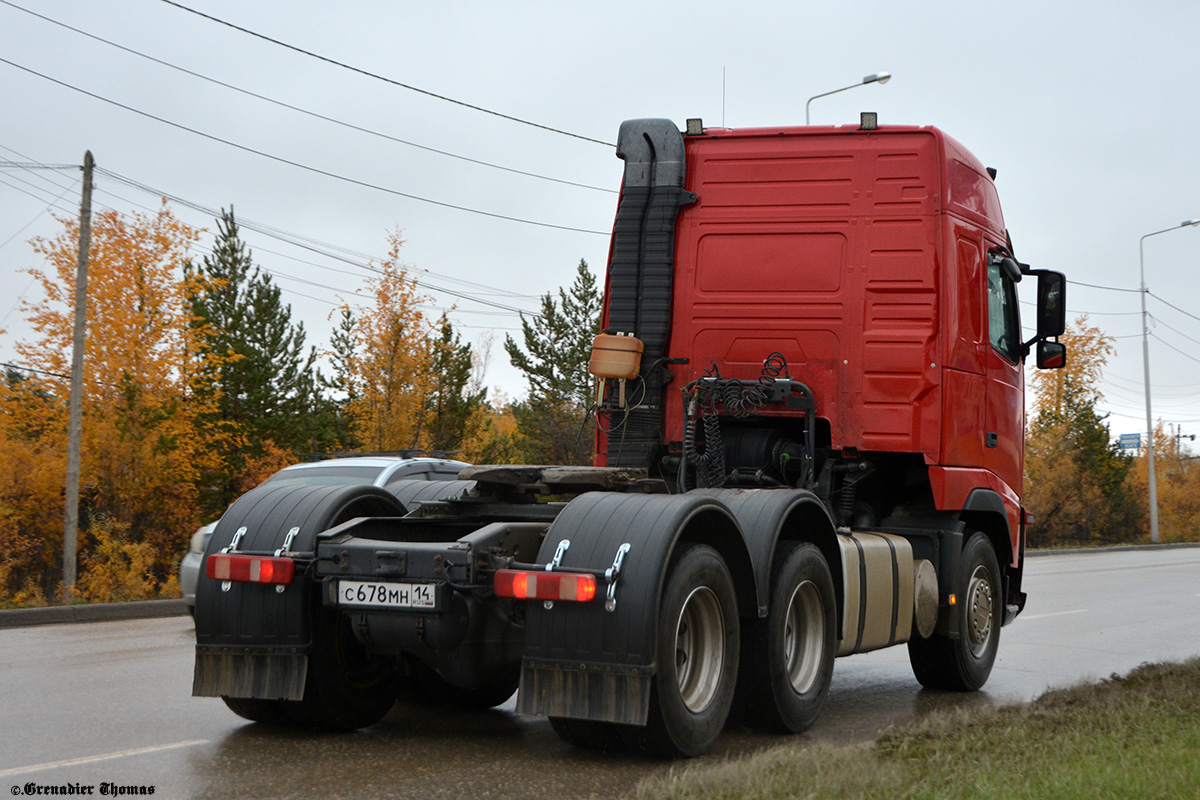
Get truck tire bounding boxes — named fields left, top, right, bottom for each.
left=632, top=543, right=739, bottom=757
left=740, top=541, right=836, bottom=733
left=548, top=717, right=631, bottom=752
left=285, top=607, right=400, bottom=730
left=411, top=662, right=520, bottom=710
left=907, top=532, right=1000, bottom=691
left=220, top=696, right=296, bottom=724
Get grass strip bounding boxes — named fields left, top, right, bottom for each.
left=632, top=659, right=1200, bottom=800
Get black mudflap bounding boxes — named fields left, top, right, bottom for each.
left=193, top=650, right=307, bottom=701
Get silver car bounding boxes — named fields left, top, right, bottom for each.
left=179, top=456, right=470, bottom=613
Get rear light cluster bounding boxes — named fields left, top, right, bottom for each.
left=494, top=569, right=597, bottom=602
left=206, top=553, right=295, bottom=585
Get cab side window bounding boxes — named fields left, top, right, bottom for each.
left=987, top=262, right=1021, bottom=363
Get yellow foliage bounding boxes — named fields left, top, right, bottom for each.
left=1125, top=422, right=1200, bottom=544
left=77, top=515, right=158, bottom=603
left=339, top=231, right=441, bottom=451
left=458, top=399, right=521, bottom=464
left=231, top=440, right=297, bottom=495
left=0, top=202, right=231, bottom=603
left=1030, top=315, right=1113, bottom=417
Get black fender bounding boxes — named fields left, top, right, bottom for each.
left=192, top=484, right=405, bottom=699
left=960, top=488, right=1013, bottom=565
left=961, top=487, right=1024, bottom=624
left=517, top=491, right=750, bottom=724
left=693, top=488, right=839, bottom=619
left=387, top=479, right=476, bottom=509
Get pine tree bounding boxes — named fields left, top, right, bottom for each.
left=188, top=209, right=325, bottom=502
left=423, top=317, right=486, bottom=452
left=323, top=306, right=360, bottom=450
left=504, top=259, right=601, bottom=464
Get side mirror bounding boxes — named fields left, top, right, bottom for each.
left=1037, top=340, right=1066, bottom=370
left=1036, top=271, right=1066, bottom=339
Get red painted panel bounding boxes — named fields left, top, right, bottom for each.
left=929, top=466, right=1021, bottom=566
left=941, top=368, right=985, bottom=465
left=697, top=232, right=845, bottom=293
left=984, top=347, right=1025, bottom=494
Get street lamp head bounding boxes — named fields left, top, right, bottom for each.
left=1183, top=218, right=1200, bottom=228
left=864, top=72, right=891, bottom=85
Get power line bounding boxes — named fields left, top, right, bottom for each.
left=1067, top=279, right=1140, bottom=293
left=0, top=56, right=609, bottom=236
left=1, top=361, right=69, bottom=381
left=1, top=146, right=549, bottom=321
left=1150, top=332, right=1200, bottom=366
left=1149, top=314, right=1200, bottom=348
left=0, top=0, right=615, bottom=194
left=0, top=178, right=77, bottom=250
left=3, top=153, right=542, bottom=318
left=1019, top=300, right=1141, bottom=317
left=0, top=173, right=71, bottom=208
left=156, top=0, right=614, bottom=147
left=0, top=160, right=78, bottom=170
left=1148, top=291, right=1200, bottom=325
left=94, top=167, right=543, bottom=305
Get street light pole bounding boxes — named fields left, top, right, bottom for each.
left=806, top=72, right=892, bottom=125
left=1140, top=218, right=1200, bottom=544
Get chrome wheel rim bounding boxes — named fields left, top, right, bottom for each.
left=783, top=579, right=825, bottom=694
left=965, top=564, right=994, bottom=658
left=674, top=586, right=725, bottom=712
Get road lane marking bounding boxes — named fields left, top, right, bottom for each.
left=0, top=739, right=209, bottom=777
left=1021, top=609, right=1088, bottom=620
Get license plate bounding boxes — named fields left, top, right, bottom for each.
left=336, top=580, right=438, bottom=610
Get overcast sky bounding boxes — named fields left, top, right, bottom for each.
left=2, top=0, right=1199, bottom=441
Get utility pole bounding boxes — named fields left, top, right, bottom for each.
left=1140, top=218, right=1200, bottom=545
left=63, top=150, right=93, bottom=602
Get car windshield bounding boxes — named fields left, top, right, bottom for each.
left=261, top=465, right=385, bottom=487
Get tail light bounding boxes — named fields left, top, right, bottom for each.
left=494, top=569, right=597, bottom=602
left=206, top=553, right=295, bottom=585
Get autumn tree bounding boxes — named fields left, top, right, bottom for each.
left=330, top=232, right=471, bottom=455
left=1023, top=317, right=1140, bottom=545
left=1, top=203, right=224, bottom=601
left=504, top=259, right=601, bottom=464
left=187, top=209, right=326, bottom=505
left=1125, top=422, right=1200, bottom=544
left=0, top=369, right=66, bottom=605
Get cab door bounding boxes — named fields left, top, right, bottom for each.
left=983, top=256, right=1024, bottom=493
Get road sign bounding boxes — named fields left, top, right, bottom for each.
left=1119, top=433, right=1141, bottom=450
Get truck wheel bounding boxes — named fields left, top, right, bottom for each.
left=548, top=717, right=631, bottom=752
left=286, top=608, right=400, bottom=730
left=740, top=541, right=836, bottom=733
left=220, top=696, right=295, bottom=725
left=634, top=543, right=739, bottom=757
left=411, top=662, right=520, bottom=710
left=907, top=532, right=1000, bottom=691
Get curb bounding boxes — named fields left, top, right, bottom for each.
left=0, top=598, right=188, bottom=630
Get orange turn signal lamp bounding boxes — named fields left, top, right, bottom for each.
left=494, top=569, right=597, bottom=602
left=206, top=553, right=296, bottom=585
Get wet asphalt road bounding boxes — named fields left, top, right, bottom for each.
left=2, top=546, right=1198, bottom=800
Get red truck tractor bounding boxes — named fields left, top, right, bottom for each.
left=193, top=115, right=1066, bottom=757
